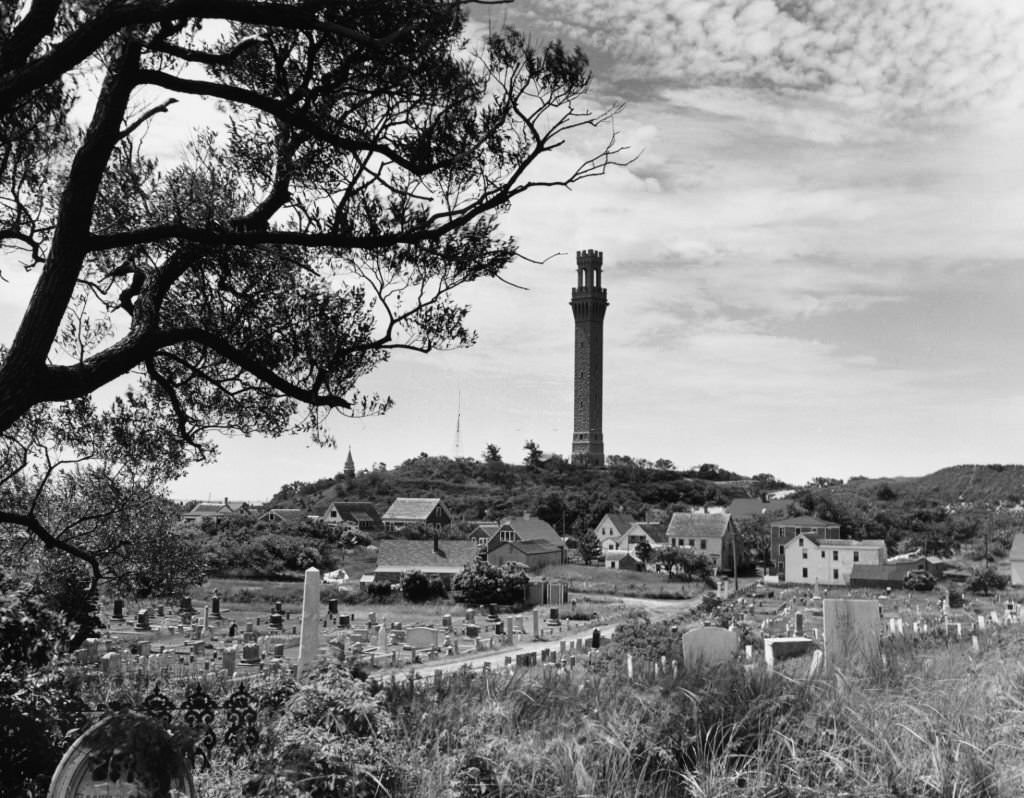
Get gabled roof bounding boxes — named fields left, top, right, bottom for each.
left=770, top=515, right=840, bottom=528
left=183, top=501, right=235, bottom=517
left=605, top=550, right=642, bottom=564
left=666, top=512, right=733, bottom=539
left=598, top=513, right=635, bottom=535
left=383, top=498, right=448, bottom=522
left=726, top=498, right=793, bottom=519
left=1011, top=533, right=1024, bottom=561
left=320, top=501, right=382, bottom=523
left=626, top=521, right=668, bottom=544
left=470, top=523, right=500, bottom=540
left=260, top=508, right=305, bottom=523
left=500, top=517, right=562, bottom=546
left=374, top=539, right=479, bottom=573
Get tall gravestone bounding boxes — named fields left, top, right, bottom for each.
left=296, top=566, right=321, bottom=680
left=823, top=598, right=881, bottom=673
left=680, top=626, right=739, bottom=668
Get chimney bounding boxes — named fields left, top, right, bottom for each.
left=433, top=532, right=439, bottom=554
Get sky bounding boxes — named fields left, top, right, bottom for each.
left=4, top=0, right=1024, bottom=502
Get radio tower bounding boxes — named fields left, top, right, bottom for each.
left=453, top=391, right=463, bottom=458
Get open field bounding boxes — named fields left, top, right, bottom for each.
left=538, top=563, right=709, bottom=599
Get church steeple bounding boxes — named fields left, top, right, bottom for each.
left=344, top=447, right=356, bottom=480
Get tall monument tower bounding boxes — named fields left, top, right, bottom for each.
left=570, top=249, right=608, bottom=467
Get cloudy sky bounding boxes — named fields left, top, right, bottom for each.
left=5, top=0, right=1024, bottom=502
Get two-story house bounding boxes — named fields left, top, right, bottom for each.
left=592, top=513, right=635, bottom=553
left=382, top=498, right=452, bottom=532
left=770, top=516, right=840, bottom=575
left=665, top=512, right=744, bottom=573
left=783, top=533, right=887, bottom=585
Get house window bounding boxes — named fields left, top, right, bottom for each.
left=778, top=544, right=784, bottom=558
left=821, top=551, right=825, bottom=559
left=802, top=567, right=808, bottom=578
left=802, top=551, right=808, bottom=560
left=832, top=568, right=839, bottom=580
left=853, top=551, right=860, bottom=562
left=798, top=537, right=804, bottom=547
left=689, top=539, right=695, bottom=547
left=699, top=539, right=706, bottom=550
left=499, top=529, right=515, bottom=542
left=330, top=510, right=337, bottom=518
left=832, top=550, right=838, bottom=561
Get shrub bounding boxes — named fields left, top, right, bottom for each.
left=966, top=567, right=1009, bottom=594
left=366, top=581, right=394, bottom=601
left=452, top=560, right=529, bottom=606
left=400, top=570, right=447, bottom=603
left=903, top=569, right=935, bottom=591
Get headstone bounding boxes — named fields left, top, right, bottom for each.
left=273, top=643, right=286, bottom=659
left=465, top=607, right=475, bottom=623
left=328, top=598, right=338, bottom=616
left=179, top=594, right=193, bottom=613
left=823, top=598, right=881, bottom=673
left=680, top=627, right=739, bottom=667
left=242, top=643, right=261, bottom=664
left=338, top=614, right=351, bottom=629
left=296, top=567, right=322, bottom=680
left=228, top=622, right=237, bottom=638
left=157, top=605, right=165, bottom=617
left=592, top=628, right=601, bottom=649
left=532, top=609, right=540, bottom=637
left=406, top=626, right=440, bottom=650
left=794, top=611, right=803, bottom=636
left=112, top=598, right=125, bottom=621
left=274, top=600, right=284, bottom=614
left=222, top=647, right=236, bottom=676
left=47, top=712, right=196, bottom=798
left=465, top=624, right=479, bottom=639
left=211, top=595, right=222, bottom=618
left=269, top=612, right=284, bottom=630
left=100, top=651, right=122, bottom=675
left=135, top=609, right=150, bottom=630
left=368, top=611, right=377, bottom=626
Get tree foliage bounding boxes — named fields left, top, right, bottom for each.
left=452, top=558, right=528, bottom=606
left=577, top=529, right=602, bottom=565
left=0, top=1, right=626, bottom=604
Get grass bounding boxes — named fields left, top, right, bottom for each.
left=539, top=563, right=707, bottom=599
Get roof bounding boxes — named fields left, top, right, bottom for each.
left=261, top=508, right=305, bottom=523
left=382, top=498, right=448, bottom=522
left=769, top=515, right=840, bottom=528
left=626, top=521, right=668, bottom=544
left=604, top=550, right=642, bottom=563
left=492, top=540, right=562, bottom=556
left=666, top=512, right=733, bottom=539
left=183, top=502, right=235, bottom=517
left=726, top=498, right=793, bottom=519
left=850, top=563, right=922, bottom=582
left=470, top=523, right=500, bottom=540
left=599, top=513, right=635, bottom=535
left=320, top=502, right=383, bottom=524
left=500, top=517, right=562, bottom=546
left=1011, top=533, right=1024, bottom=561
left=794, top=534, right=886, bottom=550
left=374, top=539, right=479, bottom=573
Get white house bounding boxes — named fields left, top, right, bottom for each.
left=784, top=533, right=887, bottom=586
left=593, top=513, right=635, bottom=553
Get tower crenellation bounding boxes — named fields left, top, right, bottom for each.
left=570, top=249, right=608, bottom=467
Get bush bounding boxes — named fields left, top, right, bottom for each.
left=903, top=569, right=935, bottom=591
left=966, top=567, right=1009, bottom=595
left=366, top=581, right=394, bottom=601
left=400, top=570, right=447, bottom=603
left=452, top=560, right=528, bottom=606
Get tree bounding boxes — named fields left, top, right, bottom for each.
left=734, top=516, right=771, bottom=567
left=523, top=440, right=544, bottom=467
left=633, top=539, right=653, bottom=565
left=452, top=559, right=528, bottom=606
left=965, top=566, right=1009, bottom=596
left=0, top=2, right=625, bottom=594
left=482, top=444, right=502, bottom=463
left=577, top=529, right=602, bottom=565
left=653, top=459, right=675, bottom=471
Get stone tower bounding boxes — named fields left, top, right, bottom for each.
left=570, top=249, right=608, bottom=467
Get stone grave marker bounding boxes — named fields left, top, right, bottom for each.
left=211, top=594, right=222, bottom=618
left=269, top=612, right=284, bottom=630
left=242, top=643, right=261, bottom=664
left=135, top=609, right=150, bottom=631
left=297, top=566, right=321, bottom=681
left=48, top=712, right=195, bottom=798
left=823, top=598, right=881, bottom=673
left=680, top=627, right=739, bottom=667
left=112, top=598, right=125, bottom=621
left=406, top=626, right=439, bottom=650
left=328, top=598, right=338, bottom=615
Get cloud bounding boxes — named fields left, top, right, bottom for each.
left=508, top=0, right=1024, bottom=125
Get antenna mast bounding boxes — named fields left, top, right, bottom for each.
left=454, top=391, right=463, bottom=458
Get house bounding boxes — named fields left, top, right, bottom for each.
left=258, top=508, right=307, bottom=525
left=726, top=496, right=793, bottom=521
left=382, top=498, right=453, bottom=531
left=319, top=501, right=383, bottom=532
left=770, top=516, right=841, bottom=574
left=665, top=512, right=744, bottom=573
left=469, top=523, right=500, bottom=546
left=371, top=538, right=479, bottom=585
left=593, top=513, right=635, bottom=552
left=488, top=539, right=564, bottom=570
left=604, top=550, right=644, bottom=571
left=784, top=533, right=886, bottom=586
left=620, top=521, right=668, bottom=554
left=484, top=516, right=566, bottom=568
left=181, top=498, right=251, bottom=525
left=1011, top=533, right=1024, bottom=586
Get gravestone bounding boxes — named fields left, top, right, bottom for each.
left=179, top=594, right=193, bottom=613
left=273, top=643, right=286, bottom=659
left=221, top=647, right=236, bottom=677
left=135, top=609, right=150, bottom=631
left=406, top=626, right=439, bottom=650
left=211, top=594, right=222, bottom=618
left=269, top=612, right=284, bottom=630
left=242, top=643, right=261, bottom=664
left=297, top=567, right=321, bottom=681
left=465, top=624, right=479, bottom=639
left=328, top=598, right=338, bottom=616
left=822, top=598, right=881, bottom=673
left=274, top=600, right=284, bottom=614
left=228, top=622, right=237, bottom=638
left=112, top=598, right=125, bottom=621
left=680, top=627, right=739, bottom=667
left=592, top=628, right=601, bottom=649
left=48, top=712, right=195, bottom=798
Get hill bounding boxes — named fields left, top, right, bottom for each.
left=267, top=455, right=774, bottom=536
left=844, top=464, right=1024, bottom=506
